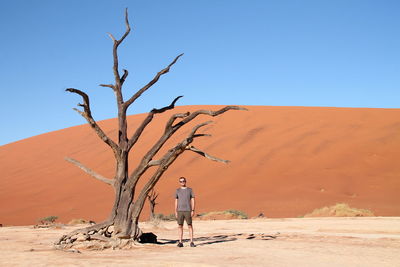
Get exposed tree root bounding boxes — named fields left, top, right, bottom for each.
left=54, top=221, right=143, bottom=250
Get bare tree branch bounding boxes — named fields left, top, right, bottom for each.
left=66, top=88, right=91, bottom=114
left=117, top=8, right=131, bottom=46
left=165, top=106, right=247, bottom=133
left=147, top=189, right=158, bottom=203
left=107, top=32, right=117, bottom=42
left=65, top=157, right=114, bottom=186
left=120, top=69, right=129, bottom=85
left=66, top=88, right=119, bottom=153
left=147, top=159, right=162, bottom=167
left=145, top=122, right=212, bottom=167
left=165, top=112, right=190, bottom=132
left=176, top=106, right=248, bottom=127
left=147, top=188, right=159, bottom=219
left=99, top=84, right=115, bottom=89
left=188, top=121, right=212, bottom=137
left=127, top=96, right=183, bottom=151
left=109, top=8, right=131, bottom=102
left=152, top=95, right=183, bottom=113
left=124, top=54, right=184, bottom=109
left=193, top=133, right=212, bottom=138
left=186, top=145, right=230, bottom=163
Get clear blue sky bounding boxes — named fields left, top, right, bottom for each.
left=1, top=0, right=399, bottom=145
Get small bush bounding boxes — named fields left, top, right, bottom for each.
left=153, top=213, right=176, bottom=221
left=38, top=216, right=58, bottom=224
left=68, top=218, right=88, bottom=225
left=305, top=203, right=374, bottom=217
left=198, top=210, right=248, bottom=220
left=223, top=209, right=248, bottom=219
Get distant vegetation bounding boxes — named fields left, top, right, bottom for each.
left=68, top=218, right=87, bottom=225
left=150, top=210, right=249, bottom=222
left=38, top=215, right=58, bottom=224
left=153, top=213, right=176, bottom=221
left=198, top=210, right=248, bottom=220
left=68, top=218, right=90, bottom=225
left=304, top=203, right=374, bottom=217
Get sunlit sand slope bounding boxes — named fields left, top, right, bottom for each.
left=1, top=105, right=399, bottom=225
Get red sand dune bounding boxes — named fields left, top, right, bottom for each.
left=1, top=105, right=400, bottom=225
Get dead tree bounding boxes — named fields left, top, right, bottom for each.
left=56, top=9, right=246, bottom=250
left=147, top=189, right=158, bottom=220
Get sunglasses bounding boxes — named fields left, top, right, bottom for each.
left=179, top=180, right=186, bottom=183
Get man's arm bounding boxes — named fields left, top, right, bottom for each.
left=175, top=198, right=178, bottom=218
left=191, top=197, right=195, bottom=217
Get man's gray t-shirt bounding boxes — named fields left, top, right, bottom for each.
left=175, top=187, right=195, bottom=211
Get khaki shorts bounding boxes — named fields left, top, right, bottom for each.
left=177, top=211, right=192, bottom=225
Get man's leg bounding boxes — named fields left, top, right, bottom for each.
left=188, top=224, right=194, bottom=243
left=185, top=211, right=195, bottom=246
left=178, top=224, right=184, bottom=243
left=177, top=211, right=184, bottom=247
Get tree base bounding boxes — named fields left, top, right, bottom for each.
left=55, top=222, right=143, bottom=250
left=55, top=238, right=138, bottom=250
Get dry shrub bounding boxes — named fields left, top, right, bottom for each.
left=198, top=210, right=248, bottom=220
left=38, top=216, right=58, bottom=224
left=150, top=216, right=162, bottom=228
left=34, top=216, right=64, bottom=229
left=153, top=213, right=176, bottom=221
left=305, top=203, right=374, bottom=217
left=148, top=213, right=176, bottom=228
left=68, top=218, right=88, bottom=225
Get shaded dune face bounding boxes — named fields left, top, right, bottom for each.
left=1, top=106, right=399, bottom=225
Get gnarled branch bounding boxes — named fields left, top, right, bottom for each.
left=177, top=106, right=248, bottom=127
left=107, top=32, right=117, bottom=42
left=147, top=159, right=162, bottom=167
left=65, top=157, right=114, bottom=186
left=193, top=133, right=212, bottom=138
left=120, top=69, right=129, bottom=85
left=99, top=84, right=115, bottom=89
left=109, top=8, right=131, bottom=102
left=152, top=95, right=183, bottom=113
left=66, top=88, right=91, bottom=115
left=165, top=112, right=190, bottom=132
left=147, top=189, right=158, bottom=203
left=188, top=121, right=212, bottom=138
left=127, top=96, right=183, bottom=151
left=66, top=88, right=119, bottom=153
left=117, top=8, right=131, bottom=46
left=145, top=122, right=212, bottom=167
left=124, top=54, right=184, bottom=109
left=186, top=145, right=230, bottom=163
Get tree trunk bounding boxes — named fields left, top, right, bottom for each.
left=108, top=151, right=136, bottom=238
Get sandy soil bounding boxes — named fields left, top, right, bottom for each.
left=1, top=217, right=399, bottom=266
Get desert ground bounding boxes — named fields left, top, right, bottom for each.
left=1, top=217, right=399, bottom=266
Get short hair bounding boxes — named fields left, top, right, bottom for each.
left=179, top=176, right=186, bottom=181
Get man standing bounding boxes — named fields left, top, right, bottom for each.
left=175, top=176, right=195, bottom=247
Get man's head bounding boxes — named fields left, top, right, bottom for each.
left=179, top=177, right=187, bottom=187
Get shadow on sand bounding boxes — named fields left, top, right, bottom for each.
left=157, top=233, right=278, bottom=246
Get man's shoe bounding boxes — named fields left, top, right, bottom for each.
left=177, top=242, right=183, bottom=247
left=190, top=242, right=196, bottom=247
